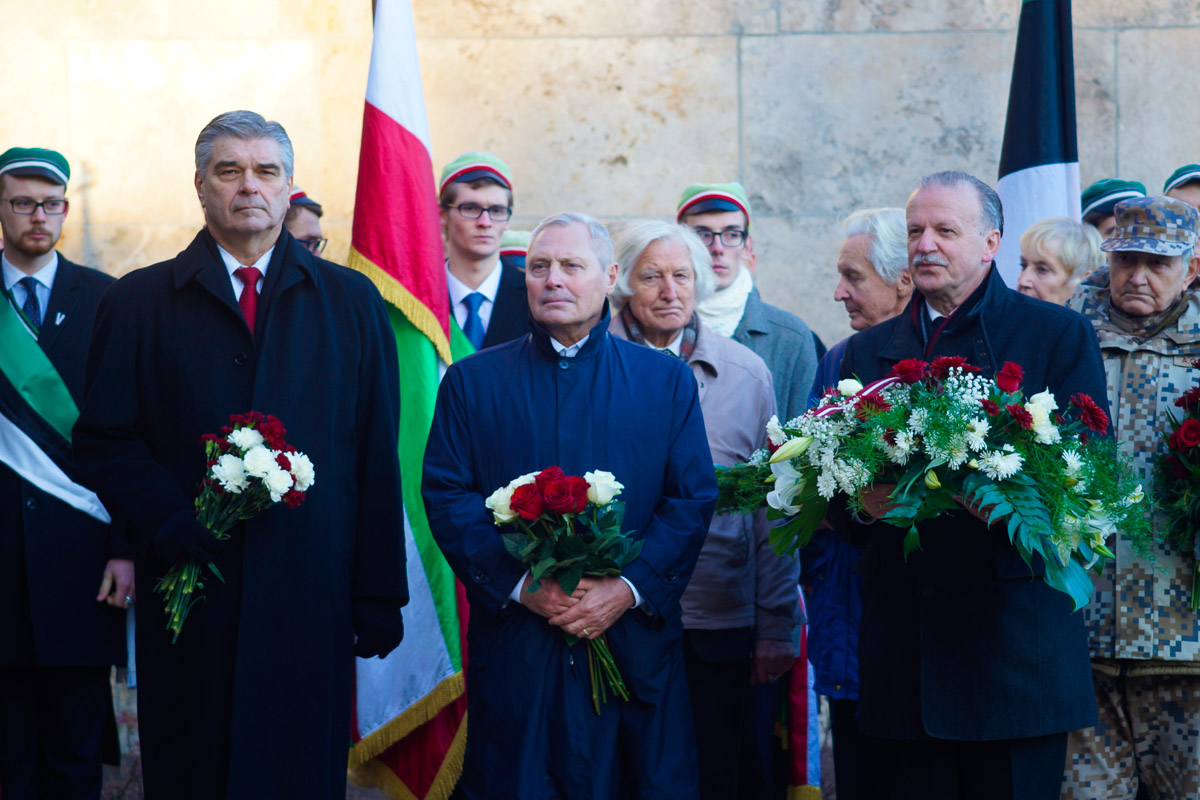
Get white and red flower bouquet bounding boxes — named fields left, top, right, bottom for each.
left=156, top=411, right=315, bottom=642
left=486, top=466, right=638, bottom=713
left=717, top=358, right=1152, bottom=610
left=1157, top=359, right=1200, bottom=607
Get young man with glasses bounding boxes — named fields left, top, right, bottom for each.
left=284, top=185, right=327, bottom=256
left=0, top=147, right=132, bottom=798
left=438, top=151, right=529, bottom=350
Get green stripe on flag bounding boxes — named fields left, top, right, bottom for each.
left=0, top=293, right=78, bottom=442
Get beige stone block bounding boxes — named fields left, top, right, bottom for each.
left=59, top=222, right=199, bottom=278
left=310, top=40, right=373, bottom=224
left=741, top=32, right=1013, bottom=222
left=1075, top=30, right=1118, bottom=188
left=413, top=0, right=776, bottom=37
left=1116, top=29, right=1200, bottom=193
left=781, top=0, right=1013, bottom=33
left=168, top=0, right=281, bottom=38
left=751, top=215, right=853, bottom=350
left=66, top=40, right=318, bottom=226
left=276, top=0, right=372, bottom=38
left=0, top=0, right=168, bottom=39
left=0, top=40, right=71, bottom=149
left=1075, top=1, right=1200, bottom=29
left=420, top=36, right=740, bottom=220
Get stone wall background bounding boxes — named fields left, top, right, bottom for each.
left=1, top=0, right=1196, bottom=346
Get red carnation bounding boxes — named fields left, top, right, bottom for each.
left=1170, top=418, right=1200, bottom=452
left=855, top=392, right=893, bottom=420
left=1070, top=393, right=1110, bottom=434
left=511, top=483, right=545, bottom=521
left=275, top=452, right=292, bottom=470
left=930, top=356, right=980, bottom=379
left=888, top=359, right=929, bottom=384
left=980, top=398, right=1001, bottom=416
left=1175, top=387, right=1200, bottom=412
left=283, top=489, right=307, bottom=509
left=259, top=415, right=289, bottom=448
left=767, top=440, right=781, bottom=455
left=1007, top=403, right=1034, bottom=430
left=995, top=362, right=1024, bottom=393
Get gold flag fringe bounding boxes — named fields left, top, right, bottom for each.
left=348, top=247, right=453, bottom=364
left=348, top=711, right=468, bottom=800
left=787, top=785, right=822, bottom=800
left=348, top=670, right=465, bottom=767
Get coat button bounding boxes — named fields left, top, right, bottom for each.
left=666, top=570, right=678, bottom=582
left=25, top=496, right=38, bottom=510
left=471, top=568, right=486, bottom=583
left=234, top=353, right=248, bottom=366
left=558, top=360, right=569, bottom=370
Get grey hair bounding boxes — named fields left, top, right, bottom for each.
left=842, top=208, right=908, bottom=285
left=195, top=110, right=294, bottom=178
left=529, top=212, right=615, bottom=266
left=611, top=220, right=716, bottom=309
left=917, top=171, right=1004, bottom=237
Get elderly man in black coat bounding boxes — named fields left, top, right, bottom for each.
left=73, top=111, right=407, bottom=799
left=841, top=172, right=1106, bottom=800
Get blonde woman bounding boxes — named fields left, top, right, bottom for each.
left=1016, top=217, right=1102, bottom=304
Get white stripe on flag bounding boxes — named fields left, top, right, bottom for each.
left=355, top=509, right=455, bottom=737
left=0, top=412, right=110, bottom=523
left=365, top=0, right=432, bottom=154
left=995, top=161, right=1081, bottom=287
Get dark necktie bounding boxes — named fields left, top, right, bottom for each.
left=19, top=277, right=42, bottom=330
left=463, top=292, right=486, bottom=350
left=234, top=267, right=262, bottom=335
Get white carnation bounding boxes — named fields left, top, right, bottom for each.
left=242, top=446, right=276, bottom=478
left=264, top=467, right=294, bottom=502
left=226, top=426, right=264, bottom=451
left=211, top=454, right=249, bottom=493
left=288, top=452, right=315, bottom=492
left=585, top=470, right=624, bottom=506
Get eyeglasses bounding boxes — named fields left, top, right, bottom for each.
left=4, top=197, right=68, bottom=215
left=299, top=237, right=327, bottom=255
left=691, top=227, right=746, bottom=248
left=443, top=203, right=512, bottom=221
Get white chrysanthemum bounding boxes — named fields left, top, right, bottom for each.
left=908, top=408, right=929, bottom=434
left=816, top=471, right=837, bottom=500
left=767, top=460, right=806, bottom=515
left=264, top=467, right=294, bottom=502
left=211, top=454, right=249, bottom=493
left=287, top=452, right=315, bottom=492
left=485, top=484, right=518, bottom=524
left=965, top=418, right=990, bottom=451
left=226, top=426, right=264, bottom=451
left=765, top=415, right=787, bottom=447
left=585, top=470, right=624, bottom=506
left=1061, top=449, right=1083, bottom=477
left=242, top=446, right=276, bottom=478
left=980, top=449, right=1024, bottom=480
left=831, top=458, right=871, bottom=495
left=837, top=378, right=864, bottom=397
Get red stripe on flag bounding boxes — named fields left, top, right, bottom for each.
left=351, top=101, right=449, bottom=342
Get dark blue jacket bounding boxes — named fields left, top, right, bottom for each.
left=423, top=308, right=717, bottom=799
left=839, top=265, right=1105, bottom=741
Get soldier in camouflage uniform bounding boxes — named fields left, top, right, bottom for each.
left=1065, top=195, right=1200, bottom=800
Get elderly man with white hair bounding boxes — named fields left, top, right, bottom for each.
left=609, top=219, right=800, bottom=800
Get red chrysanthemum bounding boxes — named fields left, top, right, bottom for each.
left=1070, top=393, right=1110, bottom=434
left=980, top=398, right=1001, bottom=416
left=855, top=392, right=893, bottom=420
left=1007, top=403, right=1034, bottom=430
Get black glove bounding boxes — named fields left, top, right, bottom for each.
left=353, top=599, right=405, bottom=659
left=153, top=509, right=223, bottom=564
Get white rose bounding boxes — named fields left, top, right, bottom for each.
left=226, top=427, right=264, bottom=451
left=288, top=451, right=316, bottom=492
left=1026, top=389, right=1058, bottom=414
left=485, top=484, right=519, bottom=525
left=264, top=468, right=294, bottom=502
left=585, top=470, right=624, bottom=506
left=211, top=454, right=249, bottom=494
left=242, top=446, right=276, bottom=478
left=509, top=472, right=538, bottom=490
left=837, top=378, right=864, bottom=397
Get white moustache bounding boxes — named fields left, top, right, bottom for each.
left=913, top=254, right=949, bottom=267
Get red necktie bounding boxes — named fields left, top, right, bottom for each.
left=234, top=266, right=261, bottom=335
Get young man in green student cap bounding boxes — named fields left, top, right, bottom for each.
left=0, top=146, right=132, bottom=798
left=1081, top=178, right=1146, bottom=240
left=1165, top=163, right=1200, bottom=212
left=438, top=151, right=529, bottom=350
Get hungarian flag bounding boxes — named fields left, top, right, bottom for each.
left=994, top=0, right=1080, bottom=286
left=345, top=1, right=469, bottom=798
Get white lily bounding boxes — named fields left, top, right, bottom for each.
left=766, top=460, right=806, bottom=515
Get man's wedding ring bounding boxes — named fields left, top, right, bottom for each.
left=581, top=628, right=590, bottom=637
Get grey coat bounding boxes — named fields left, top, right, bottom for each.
left=733, top=287, right=818, bottom=423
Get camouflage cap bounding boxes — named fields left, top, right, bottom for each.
left=1101, top=196, right=1200, bottom=256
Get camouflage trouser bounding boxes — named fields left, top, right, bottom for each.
left=1061, top=664, right=1200, bottom=800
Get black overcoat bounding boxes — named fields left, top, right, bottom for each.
left=73, top=229, right=407, bottom=799
left=0, top=255, right=128, bottom=666
left=839, top=266, right=1105, bottom=741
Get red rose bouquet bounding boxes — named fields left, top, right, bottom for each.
left=156, top=412, right=315, bottom=642
left=717, top=359, right=1152, bottom=610
left=485, top=466, right=638, bottom=713
left=1157, top=360, right=1200, bottom=607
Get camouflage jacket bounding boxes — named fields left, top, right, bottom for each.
left=1070, top=286, right=1200, bottom=664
